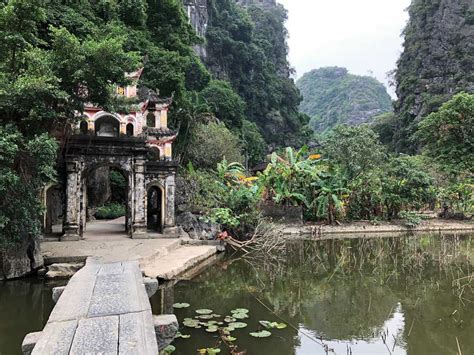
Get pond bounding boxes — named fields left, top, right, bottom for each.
left=0, top=232, right=472, bottom=355
left=150, top=233, right=473, bottom=355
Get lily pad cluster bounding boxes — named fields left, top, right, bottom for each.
left=170, top=303, right=288, bottom=353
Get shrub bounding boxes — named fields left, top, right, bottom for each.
left=95, top=203, right=126, bottom=220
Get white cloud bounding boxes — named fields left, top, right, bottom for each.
left=277, top=0, right=411, bottom=97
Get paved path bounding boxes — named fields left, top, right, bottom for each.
left=29, top=259, right=159, bottom=354
left=42, top=218, right=223, bottom=280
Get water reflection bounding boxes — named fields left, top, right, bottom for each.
left=0, top=278, right=58, bottom=355
left=151, top=233, right=473, bottom=355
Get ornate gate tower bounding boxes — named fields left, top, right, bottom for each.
left=57, top=70, right=179, bottom=240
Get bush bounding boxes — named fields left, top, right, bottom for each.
left=187, top=122, right=244, bottom=170
left=95, top=203, right=126, bottom=220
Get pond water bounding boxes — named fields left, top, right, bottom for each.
left=0, top=278, right=58, bottom=355
left=150, top=233, right=473, bottom=355
left=0, top=233, right=472, bottom=355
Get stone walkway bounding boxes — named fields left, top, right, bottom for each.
left=41, top=218, right=222, bottom=280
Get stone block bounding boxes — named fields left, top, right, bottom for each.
left=45, top=263, right=84, bottom=279
left=69, top=316, right=119, bottom=354
left=52, top=286, right=66, bottom=303
left=31, top=320, right=78, bottom=355
left=143, top=277, right=159, bottom=297
left=22, top=331, right=42, bottom=355
left=153, top=314, right=178, bottom=351
left=119, top=311, right=159, bottom=354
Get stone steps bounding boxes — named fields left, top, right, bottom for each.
left=141, top=245, right=219, bottom=280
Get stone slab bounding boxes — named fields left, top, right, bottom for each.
left=31, top=320, right=77, bottom=355
left=22, top=331, right=42, bottom=355
left=70, top=316, right=119, bottom=355
left=119, top=311, right=159, bottom=354
left=52, top=286, right=66, bottom=303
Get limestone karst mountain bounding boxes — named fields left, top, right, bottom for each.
left=297, top=67, right=393, bottom=133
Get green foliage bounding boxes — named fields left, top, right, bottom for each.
left=321, top=125, right=387, bottom=180
left=241, top=120, right=266, bottom=166
left=95, top=202, right=126, bottom=220
left=206, top=0, right=308, bottom=146
left=438, top=182, right=474, bottom=215
left=187, top=122, right=243, bottom=170
left=297, top=67, right=393, bottom=133
left=201, top=80, right=246, bottom=129
left=417, top=92, right=474, bottom=175
left=0, top=125, right=57, bottom=247
left=399, top=211, right=427, bottom=228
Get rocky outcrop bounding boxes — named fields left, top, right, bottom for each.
left=153, top=315, right=179, bottom=351
left=0, top=236, right=43, bottom=280
left=176, top=212, right=220, bottom=240
left=236, top=0, right=277, bottom=8
left=394, top=0, right=474, bottom=149
left=182, top=0, right=208, bottom=58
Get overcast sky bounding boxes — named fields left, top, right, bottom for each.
left=277, top=0, right=412, bottom=98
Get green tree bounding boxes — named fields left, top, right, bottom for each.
left=187, top=122, right=244, bottom=170
left=417, top=92, right=474, bottom=175
left=322, top=125, right=387, bottom=180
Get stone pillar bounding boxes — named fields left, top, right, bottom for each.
left=164, top=175, right=176, bottom=228
left=160, top=109, right=168, bottom=128
left=62, top=161, right=81, bottom=241
left=87, top=120, right=94, bottom=132
left=119, top=122, right=126, bottom=135
left=131, top=158, right=147, bottom=238
left=155, top=110, right=161, bottom=129
left=164, top=143, right=172, bottom=161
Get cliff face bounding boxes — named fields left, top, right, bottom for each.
left=394, top=0, right=474, bottom=150
left=182, top=0, right=208, bottom=58
left=297, top=67, right=393, bottom=133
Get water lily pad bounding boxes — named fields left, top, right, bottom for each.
left=250, top=330, right=272, bottom=338
left=172, top=303, right=190, bottom=309
left=259, top=321, right=287, bottom=329
left=195, top=309, right=213, bottom=315
left=232, top=313, right=249, bottom=319
left=183, top=319, right=200, bottom=328
left=198, top=348, right=221, bottom=354
left=197, top=314, right=214, bottom=320
left=163, top=344, right=176, bottom=353
left=231, top=308, right=249, bottom=314
left=224, top=335, right=237, bottom=342
left=228, top=322, right=247, bottom=329
left=224, top=316, right=236, bottom=323
left=222, top=326, right=235, bottom=334
left=206, top=325, right=219, bottom=333
left=174, top=332, right=191, bottom=339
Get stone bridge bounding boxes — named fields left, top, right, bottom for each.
left=22, top=258, right=178, bottom=354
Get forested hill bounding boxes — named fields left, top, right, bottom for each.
left=393, top=0, right=474, bottom=151
left=297, top=67, right=393, bottom=133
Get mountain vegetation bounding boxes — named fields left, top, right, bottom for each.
left=393, top=0, right=474, bottom=151
left=297, top=67, right=393, bottom=133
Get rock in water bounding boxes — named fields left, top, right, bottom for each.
left=45, top=263, right=84, bottom=279
left=0, top=236, right=43, bottom=280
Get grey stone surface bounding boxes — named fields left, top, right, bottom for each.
left=22, top=331, right=42, bottom=355
left=176, top=212, right=220, bottom=240
left=45, top=262, right=84, bottom=279
left=143, top=277, right=159, bottom=298
left=153, top=314, right=179, bottom=351
left=31, top=320, right=78, bottom=355
left=0, top=236, right=43, bottom=280
left=31, top=258, right=160, bottom=354
left=52, top=286, right=66, bottom=303
left=70, top=316, right=119, bottom=355
left=119, top=312, right=159, bottom=354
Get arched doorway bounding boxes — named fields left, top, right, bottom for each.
left=147, top=186, right=163, bottom=232
left=79, top=121, right=88, bottom=134
left=126, top=123, right=134, bottom=137
left=95, top=115, right=120, bottom=137
left=83, top=165, right=130, bottom=238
